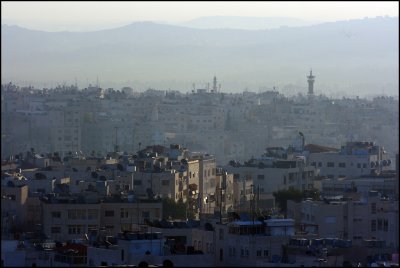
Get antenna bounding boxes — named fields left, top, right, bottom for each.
left=96, top=76, right=99, bottom=88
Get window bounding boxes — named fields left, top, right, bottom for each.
left=311, top=162, right=316, bottom=167
left=338, top=162, right=346, bottom=168
left=383, top=219, right=388, bottom=232
left=264, top=250, right=269, bottom=257
left=51, top=226, right=61, bottom=234
left=256, top=250, right=262, bottom=257
left=371, top=220, right=376, bottom=232
left=378, top=219, right=383, bottom=230
left=363, top=163, right=367, bottom=168
left=357, top=163, right=361, bottom=168
left=68, top=225, right=83, bottom=235
left=134, top=180, right=142, bottom=185
left=162, top=180, right=169, bottom=186
left=105, top=210, right=114, bottom=217
left=318, top=162, right=322, bottom=167
left=257, top=175, right=265, bottom=180
left=327, top=162, right=334, bottom=167
left=52, top=211, right=61, bottom=218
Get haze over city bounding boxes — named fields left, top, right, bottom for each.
left=1, top=1, right=399, bottom=97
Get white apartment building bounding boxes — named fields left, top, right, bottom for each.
left=290, top=192, right=399, bottom=250
left=308, top=141, right=392, bottom=180
left=224, top=158, right=316, bottom=202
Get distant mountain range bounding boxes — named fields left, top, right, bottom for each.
left=1, top=16, right=398, bottom=96
left=178, top=16, right=323, bottom=30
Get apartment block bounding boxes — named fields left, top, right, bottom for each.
left=42, top=199, right=162, bottom=241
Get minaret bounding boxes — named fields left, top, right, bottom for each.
left=307, top=69, right=315, bottom=95
left=212, top=75, right=217, bottom=93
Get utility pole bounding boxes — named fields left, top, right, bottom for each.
left=219, top=183, right=223, bottom=223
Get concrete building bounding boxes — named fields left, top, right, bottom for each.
left=214, top=219, right=294, bottom=266
left=288, top=192, right=399, bottom=251
left=1, top=184, right=29, bottom=237
left=308, top=141, right=392, bottom=180
left=224, top=149, right=316, bottom=210
left=41, top=198, right=163, bottom=241
left=321, top=174, right=397, bottom=197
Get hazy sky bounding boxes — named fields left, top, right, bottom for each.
left=2, top=1, right=399, bottom=31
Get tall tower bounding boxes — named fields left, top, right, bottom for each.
left=212, top=75, right=217, bottom=92
left=307, top=69, right=315, bottom=95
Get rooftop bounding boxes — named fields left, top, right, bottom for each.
left=304, top=144, right=339, bottom=153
